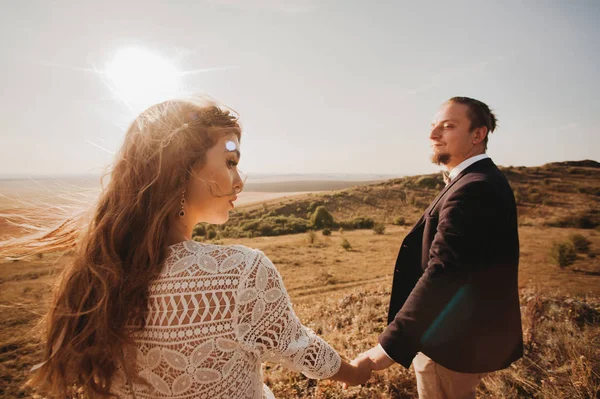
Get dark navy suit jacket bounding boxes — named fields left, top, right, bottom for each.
left=379, top=158, right=523, bottom=373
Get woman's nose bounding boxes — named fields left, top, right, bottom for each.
left=233, top=171, right=244, bottom=194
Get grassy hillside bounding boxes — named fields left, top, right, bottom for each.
left=196, top=160, right=599, bottom=241
left=1, top=160, right=599, bottom=398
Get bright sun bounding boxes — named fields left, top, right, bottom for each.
left=105, top=47, right=181, bottom=110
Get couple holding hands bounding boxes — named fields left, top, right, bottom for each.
left=15, top=96, right=522, bottom=399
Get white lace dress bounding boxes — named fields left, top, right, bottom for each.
left=113, top=240, right=341, bottom=399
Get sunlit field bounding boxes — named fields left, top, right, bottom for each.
left=1, top=161, right=599, bottom=398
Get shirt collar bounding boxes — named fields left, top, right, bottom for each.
left=448, top=154, right=490, bottom=181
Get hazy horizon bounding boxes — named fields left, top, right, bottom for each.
left=2, top=158, right=597, bottom=182
left=1, top=1, right=599, bottom=177
left=0, top=171, right=401, bottom=181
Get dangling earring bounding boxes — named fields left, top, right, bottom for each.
left=179, top=190, right=186, bottom=218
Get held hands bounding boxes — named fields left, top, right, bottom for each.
left=342, top=345, right=396, bottom=389
left=342, top=354, right=374, bottom=388
left=359, top=345, right=396, bottom=371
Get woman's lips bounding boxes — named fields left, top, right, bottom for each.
left=229, top=196, right=237, bottom=208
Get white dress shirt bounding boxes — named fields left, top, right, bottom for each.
left=448, top=153, right=490, bottom=181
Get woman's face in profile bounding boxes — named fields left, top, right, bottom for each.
left=186, top=133, right=243, bottom=225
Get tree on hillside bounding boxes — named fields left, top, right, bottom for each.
left=310, top=206, right=335, bottom=229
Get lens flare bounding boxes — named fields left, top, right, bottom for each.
left=105, top=47, right=181, bottom=111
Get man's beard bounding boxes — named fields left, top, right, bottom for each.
left=431, top=152, right=451, bottom=165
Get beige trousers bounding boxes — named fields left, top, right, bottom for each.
left=412, top=352, right=488, bottom=399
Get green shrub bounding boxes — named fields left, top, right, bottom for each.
left=222, top=227, right=242, bottom=238
left=338, top=221, right=352, bottom=230
left=373, top=224, right=386, bottom=235
left=268, top=215, right=289, bottom=224
left=550, top=241, right=577, bottom=268
left=338, top=217, right=375, bottom=230
left=241, top=220, right=260, bottom=231
left=308, top=201, right=322, bottom=212
left=259, top=224, right=274, bottom=236
left=350, top=217, right=374, bottom=229
left=569, top=234, right=591, bottom=253
left=238, top=216, right=310, bottom=237
left=416, top=175, right=442, bottom=189
left=333, top=191, right=348, bottom=198
left=207, top=230, right=217, bottom=240
left=393, top=216, right=406, bottom=226
left=322, top=228, right=331, bottom=236
left=193, top=224, right=206, bottom=237
left=545, top=209, right=599, bottom=229
left=316, top=271, right=337, bottom=285
left=341, top=238, right=352, bottom=251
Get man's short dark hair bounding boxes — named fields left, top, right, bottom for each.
left=448, top=97, right=497, bottom=150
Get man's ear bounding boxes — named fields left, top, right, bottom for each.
left=472, top=126, right=488, bottom=145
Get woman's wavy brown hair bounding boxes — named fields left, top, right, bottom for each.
left=0, top=97, right=242, bottom=398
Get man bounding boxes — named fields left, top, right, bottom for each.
left=355, top=97, right=523, bottom=398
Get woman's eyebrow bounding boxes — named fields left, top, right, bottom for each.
left=225, top=148, right=240, bottom=160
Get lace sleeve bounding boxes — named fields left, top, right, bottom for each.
left=235, top=251, right=341, bottom=379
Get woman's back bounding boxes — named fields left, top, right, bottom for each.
left=114, top=240, right=340, bottom=399
left=9, top=100, right=368, bottom=399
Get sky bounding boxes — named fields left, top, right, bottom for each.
left=1, top=0, right=599, bottom=178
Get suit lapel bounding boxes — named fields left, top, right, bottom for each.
left=407, top=159, right=493, bottom=234
left=424, top=170, right=465, bottom=214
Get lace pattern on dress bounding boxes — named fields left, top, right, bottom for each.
left=112, top=241, right=340, bottom=399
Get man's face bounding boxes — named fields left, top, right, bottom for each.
left=429, top=102, right=477, bottom=167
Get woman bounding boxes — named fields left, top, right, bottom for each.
left=3, top=97, right=371, bottom=398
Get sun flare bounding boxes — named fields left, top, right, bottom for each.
left=105, top=47, right=181, bottom=110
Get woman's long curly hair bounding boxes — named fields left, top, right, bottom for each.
left=0, top=97, right=242, bottom=398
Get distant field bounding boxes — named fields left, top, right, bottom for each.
left=0, top=177, right=367, bottom=239
left=0, top=177, right=375, bottom=213
left=241, top=180, right=387, bottom=193
left=0, top=177, right=382, bottom=207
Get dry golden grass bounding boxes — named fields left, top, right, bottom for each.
left=2, top=227, right=599, bottom=398
left=1, top=161, right=599, bottom=398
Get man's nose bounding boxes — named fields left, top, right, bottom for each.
left=429, top=125, right=441, bottom=140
